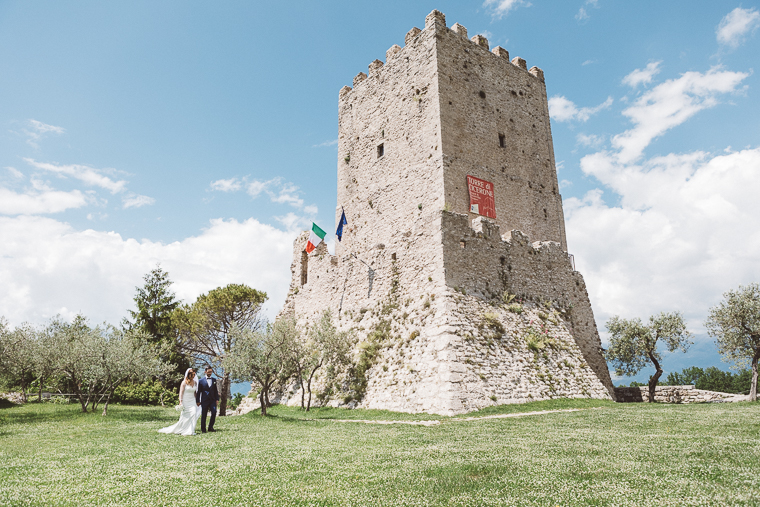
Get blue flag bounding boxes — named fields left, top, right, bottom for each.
left=336, top=209, right=348, bottom=241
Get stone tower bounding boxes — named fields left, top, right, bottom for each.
left=280, top=10, right=614, bottom=415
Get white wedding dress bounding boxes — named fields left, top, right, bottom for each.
left=158, top=381, right=201, bottom=436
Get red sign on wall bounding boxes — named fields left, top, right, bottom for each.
left=467, top=175, right=496, bottom=219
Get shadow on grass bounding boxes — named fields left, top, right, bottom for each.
left=0, top=398, right=19, bottom=409
left=0, top=403, right=176, bottom=429
left=236, top=398, right=617, bottom=425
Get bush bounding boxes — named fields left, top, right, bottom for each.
left=112, top=381, right=177, bottom=406
left=230, top=392, right=244, bottom=410
left=663, top=366, right=751, bottom=394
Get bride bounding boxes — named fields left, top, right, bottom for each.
left=158, top=368, right=201, bottom=436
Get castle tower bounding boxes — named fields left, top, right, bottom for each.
left=281, top=10, right=614, bottom=415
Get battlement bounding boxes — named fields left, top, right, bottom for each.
left=338, top=10, right=544, bottom=98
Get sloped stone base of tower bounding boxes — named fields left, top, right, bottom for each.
left=358, top=296, right=610, bottom=415
left=279, top=211, right=614, bottom=416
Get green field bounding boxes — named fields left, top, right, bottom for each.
left=1, top=399, right=758, bottom=506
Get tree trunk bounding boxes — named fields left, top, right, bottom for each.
left=38, top=376, right=43, bottom=402
left=306, top=376, right=313, bottom=412
left=750, top=352, right=759, bottom=402
left=300, top=376, right=306, bottom=410
left=259, top=388, right=267, bottom=416
left=648, top=353, right=662, bottom=403
left=219, top=372, right=230, bottom=416
left=101, top=390, right=114, bottom=416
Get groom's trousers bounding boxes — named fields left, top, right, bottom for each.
left=201, top=403, right=216, bottom=432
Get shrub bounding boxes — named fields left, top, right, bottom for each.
left=506, top=304, right=523, bottom=314
left=112, top=381, right=177, bottom=406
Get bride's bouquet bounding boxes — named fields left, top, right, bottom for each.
left=174, top=404, right=183, bottom=412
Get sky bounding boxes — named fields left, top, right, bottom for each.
left=1, top=1, right=759, bottom=385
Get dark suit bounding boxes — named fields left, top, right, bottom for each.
left=195, top=376, right=219, bottom=432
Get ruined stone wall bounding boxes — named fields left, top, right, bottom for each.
left=614, top=386, right=745, bottom=403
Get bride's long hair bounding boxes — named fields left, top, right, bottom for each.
left=184, top=369, right=196, bottom=385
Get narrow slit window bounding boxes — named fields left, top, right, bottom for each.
left=499, top=133, right=506, bottom=148
left=300, top=250, right=308, bottom=285
left=377, top=143, right=384, bottom=158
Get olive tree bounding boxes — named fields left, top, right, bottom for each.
left=299, top=311, right=352, bottom=411
left=48, top=316, right=172, bottom=414
left=706, top=283, right=760, bottom=401
left=224, top=319, right=295, bottom=416
left=174, top=283, right=267, bottom=416
left=0, top=319, right=37, bottom=402
left=606, top=311, right=692, bottom=402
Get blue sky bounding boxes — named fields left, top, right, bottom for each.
left=1, top=1, right=759, bottom=385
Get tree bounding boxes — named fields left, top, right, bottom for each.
left=606, top=311, right=692, bottom=402
left=0, top=320, right=37, bottom=402
left=706, top=283, right=760, bottom=401
left=48, top=316, right=172, bottom=414
left=90, top=326, right=174, bottom=416
left=665, top=366, right=704, bottom=387
left=300, top=311, right=352, bottom=411
left=224, top=319, right=294, bottom=416
left=127, top=265, right=188, bottom=386
left=175, top=284, right=267, bottom=415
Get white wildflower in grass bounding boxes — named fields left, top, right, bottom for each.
left=0, top=400, right=758, bottom=505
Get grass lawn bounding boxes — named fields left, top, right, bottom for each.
left=1, top=399, right=759, bottom=506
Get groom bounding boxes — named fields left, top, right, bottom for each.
left=196, top=366, right=219, bottom=433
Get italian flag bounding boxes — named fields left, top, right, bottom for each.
left=305, top=223, right=326, bottom=253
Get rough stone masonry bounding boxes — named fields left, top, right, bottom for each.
left=278, top=9, right=615, bottom=415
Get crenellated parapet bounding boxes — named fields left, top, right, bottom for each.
left=338, top=10, right=545, bottom=99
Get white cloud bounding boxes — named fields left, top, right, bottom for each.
left=275, top=212, right=313, bottom=233
left=23, top=119, right=65, bottom=148
left=548, top=95, right=613, bottom=122
left=122, top=194, right=155, bottom=209
left=582, top=59, right=596, bottom=66
left=6, top=167, right=24, bottom=179
left=622, top=61, right=662, bottom=88
left=716, top=7, right=760, bottom=48
left=612, top=67, right=749, bottom=163
left=566, top=148, right=760, bottom=332
left=28, top=120, right=64, bottom=135
left=210, top=178, right=242, bottom=192
left=0, top=187, right=88, bottom=215
left=483, top=0, right=530, bottom=20
left=268, top=182, right=304, bottom=208
left=575, top=0, right=600, bottom=22
left=0, top=216, right=296, bottom=326
left=247, top=179, right=272, bottom=198
left=313, top=139, right=338, bottom=148
left=576, top=133, right=605, bottom=148
left=24, top=158, right=127, bottom=194
left=303, top=205, right=318, bottom=215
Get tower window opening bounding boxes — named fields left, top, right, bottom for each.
left=377, top=143, right=384, bottom=158
left=499, top=133, right=506, bottom=148
left=479, top=90, right=486, bottom=99
left=391, top=252, right=396, bottom=261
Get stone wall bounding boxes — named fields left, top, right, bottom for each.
left=614, top=385, right=746, bottom=403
